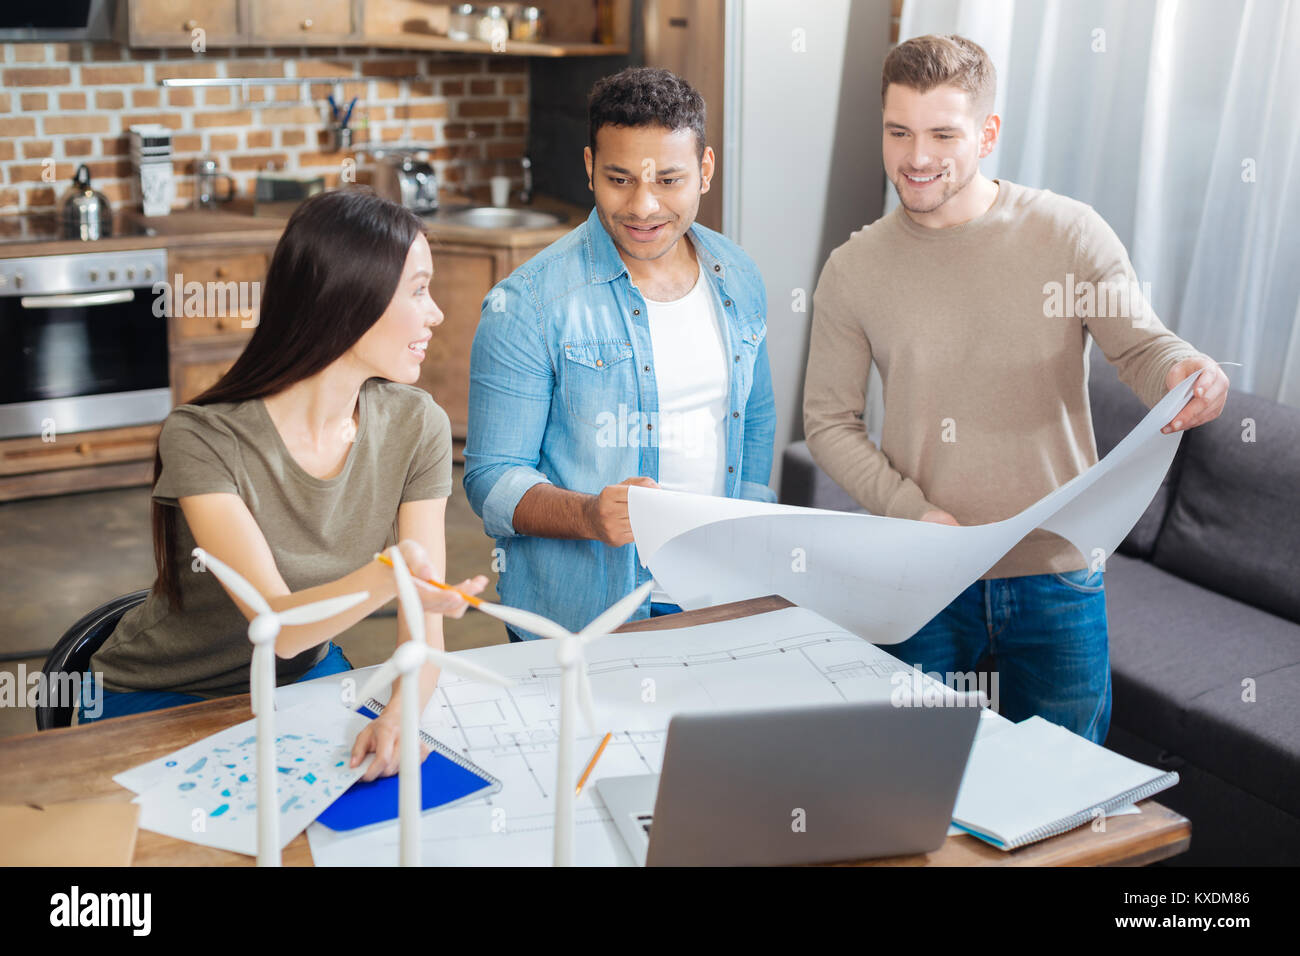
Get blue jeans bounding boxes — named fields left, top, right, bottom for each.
left=889, top=569, right=1111, bottom=743
left=505, top=602, right=683, bottom=642
left=78, top=642, right=353, bottom=723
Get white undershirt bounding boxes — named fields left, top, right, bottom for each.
left=642, top=261, right=730, bottom=604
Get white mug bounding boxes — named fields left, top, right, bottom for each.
left=490, top=175, right=511, bottom=208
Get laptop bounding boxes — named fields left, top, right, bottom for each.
left=597, top=698, right=982, bottom=866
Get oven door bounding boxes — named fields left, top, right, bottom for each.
left=0, top=285, right=172, bottom=440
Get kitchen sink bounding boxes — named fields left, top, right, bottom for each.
left=428, top=207, right=565, bottom=230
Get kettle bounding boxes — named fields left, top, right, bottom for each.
left=61, top=164, right=113, bottom=240
left=371, top=151, right=439, bottom=214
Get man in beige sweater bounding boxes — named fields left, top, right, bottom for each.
left=803, top=35, right=1229, bottom=743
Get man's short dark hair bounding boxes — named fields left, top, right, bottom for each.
left=881, top=34, right=996, bottom=115
left=588, top=67, right=706, bottom=160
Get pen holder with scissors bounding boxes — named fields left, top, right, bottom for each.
left=327, top=93, right=358, bottom=153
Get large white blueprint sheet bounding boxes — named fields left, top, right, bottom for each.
left=295, top=606, right=1009, bottom=866
left=629, top=373, right=1202, bottom=644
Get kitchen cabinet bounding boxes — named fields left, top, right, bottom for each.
left=119, top=0, right=360, bottom=47
left=0, top=425, right=162, bottom=503
left=166, top=243, right=270, bottom=404
left=421, top=246, right=495, bottom=438
left=118, top=0, right=628, bottom=55
left=418, top=232, right=565, bottom=443
left=166, top=247, right=268, bottom=347
left=121, top=0, right=244, bottom=47
left=248, top=0, right=359, bottom=45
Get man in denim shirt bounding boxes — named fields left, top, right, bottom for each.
left=465, top=68, right=776, bottom=639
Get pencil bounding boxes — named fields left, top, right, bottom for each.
left=373, top=552, right=483, bottom=607
left=575, top=732, right=612, bottom=796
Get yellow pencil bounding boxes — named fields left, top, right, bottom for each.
left=374, top=552, right=484, bottom=607
left=575, top=732, right=612, bottom=796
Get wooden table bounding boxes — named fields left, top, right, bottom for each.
left=0, top=596, right=1190, bottom=866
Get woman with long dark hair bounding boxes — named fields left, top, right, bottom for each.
left=81, top=189, right=485, bottom=780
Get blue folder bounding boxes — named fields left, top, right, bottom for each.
left=316, top=702, right=501, bottom=832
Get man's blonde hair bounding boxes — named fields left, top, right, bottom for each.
left=881, top=34, right=996, bottom=115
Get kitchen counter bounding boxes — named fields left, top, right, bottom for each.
left=0, top=194, right=586, bottom=259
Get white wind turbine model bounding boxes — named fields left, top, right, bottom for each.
left=192, top=547, right=371, bottom=867
left=355, top=545, right=514, bottom=867
left=532, top=580, right=657, bottom=868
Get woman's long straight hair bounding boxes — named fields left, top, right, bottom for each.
left=151, top=188, right=425, bottom=609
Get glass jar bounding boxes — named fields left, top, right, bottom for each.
left=477, top=5, right=508, bottom=46
left=511, top=6, right=544, bottom=42
left=448, top=3, right=479, bottom=41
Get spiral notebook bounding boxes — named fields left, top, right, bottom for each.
left=316, top=698, right=502, bottom=832
left=951, top=716, right=1179, bottom=851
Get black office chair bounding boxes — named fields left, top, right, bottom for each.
left=37, top=589, right=150, bottom=731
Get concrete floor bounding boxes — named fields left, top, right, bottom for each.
left=0, top=464, right=508, bottom=740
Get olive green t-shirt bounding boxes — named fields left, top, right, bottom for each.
left=91, top=378, right=453, bottom=697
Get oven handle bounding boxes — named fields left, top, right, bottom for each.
left=20, top=289, right=136, bottom=309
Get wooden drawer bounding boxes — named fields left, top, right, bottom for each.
left=0, top=424, right=162, bottom=478
left=126, top=0, right=243, bottom=46
left=168, top=250, right=268, bottom=343
left=250, top=0, right=356, bottom=41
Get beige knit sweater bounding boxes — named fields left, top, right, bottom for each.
left=804, top=179, right=1200, bottom=578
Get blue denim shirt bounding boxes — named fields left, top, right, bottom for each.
left=464, top=206, right=777, bottom=638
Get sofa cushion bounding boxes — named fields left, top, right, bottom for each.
left=1086, top=346, right=1181, bottom=558
left=1182, top=662, right=1300, bottom=819
left=1105, top=554, right=1300, bottom=816
left=780, top=440, right=866, bottom=513
left=1106, top=724, right=1300, bottom=865
left=1150, top=384, right=1300, bottom=624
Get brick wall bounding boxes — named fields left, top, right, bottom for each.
left=0, top=42, right=529, bottom=215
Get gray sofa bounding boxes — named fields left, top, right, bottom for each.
left=781, top=347, right=1300, bottom=865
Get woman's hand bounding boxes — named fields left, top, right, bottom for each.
left=394, top=539, right=488, bottom=618
left=350, top=707, right=430, bottom=781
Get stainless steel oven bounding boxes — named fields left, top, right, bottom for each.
left=0, top=249, right=171, bottom=440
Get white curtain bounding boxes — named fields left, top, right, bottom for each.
left=892, top=0, right=1300, bottom=407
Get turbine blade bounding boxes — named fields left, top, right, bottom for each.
left=424, top=647, right=513, bottom=687
left=194, top=548, right=272, bottom=616
left=277, top=591, right=370, bottom=626
left=475, top=601, right=572, bottom=641
left=386, top=547, right=426, bottom=645
left=579, top=580, right=656, bottom=644
left=356, top=657, right=403, bottom=705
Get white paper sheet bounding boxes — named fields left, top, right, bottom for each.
left=305, top=605, right=996, bottom=866
left=629, top=373, right=1201, bottom=643
left=122, top=706, right=373, bottom=855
